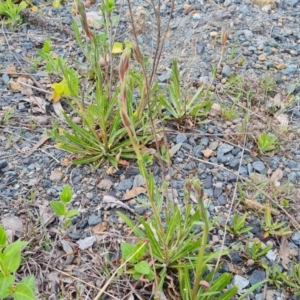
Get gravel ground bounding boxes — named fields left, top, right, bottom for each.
left=1, top=0, right=300, bottom=298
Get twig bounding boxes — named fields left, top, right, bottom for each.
left=18, top=81, right=52, bottom=95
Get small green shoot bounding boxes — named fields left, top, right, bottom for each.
left=261, top=203, right=292, bottom=238
left=227, top=213, right=253, bottom=235
left=245, top=239, right=272, bottom=261
left=50, top=185, right=79, bottom=229
left=0, top=226, right=36, bottom=299
left=1, top=106, right=14, bottom=125
left=160, top=58, right=213, bottom=124
left=120, top=242, right=155, bottom=281
left=262, top=263, right=287, bottom=289
left=257, top=132, right=278, bottom=154
left=0, top=0, right=27, bottom=26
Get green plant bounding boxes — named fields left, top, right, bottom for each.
left=0, top=0, right=26, bottom=26
left=116, top=50, right=237, bottom=298
left=50, top=185, right=79, bottom=229
left=260, top=203, right=292, bottom=238
left=227, top=213, right=252, bottom=235
left=280, top=262, right=300, bottom=295
left=262, top=263, right=287, bottom=289
left=46, top=0, right=156, bottom=168
left=120, top=242, right=155, bottom=281
left=1, top=106, right=14, bottom=125
left=245, top=239, right=272, bottom=261
left=220, top=105, right=238, bottom=121
left=259, top=72, right=276, bottom=95
left=257, top=132, right=278, bottom=154
left=0, top=226, right=36, bottom=299
left=160, top=58, right=213, bottom=124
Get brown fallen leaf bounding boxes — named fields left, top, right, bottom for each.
left=271, top=93, right=283, bottom=109
left=122, top=187, right=147, bottom=200
left=245, top=199, right=280, bottom=216
left=270, top=168, right=283, bottom=185
left=61, top=239, right=74, bottom=265
left=9, top=79, right=20, bottom=91
left=202, top=148, right=215, bottom=158
left=2, top=65, right=17, bottom=74
left=279, top=236, right=290, bottom=269
left=275, top=113, right=289, bottom=126
left=92, top=222, right=108, bottom=234
left=38, top=205, right=55, bottom=227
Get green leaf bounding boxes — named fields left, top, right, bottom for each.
left=3, top=240, right=27, bottom=273
left=14, top=282, right=36, bottom=300
left=121, top=243, right=135, bottom=262
left=65, top=209, right=79, bottom=218
left=0, top=274, right=14, bottom=298
left=19, top=276, right=35, bottom=293
left=60, top=185, right=72, bottom=202
left=0, top=226, right=7, bottom=246
left=134, top=261, right=150, bottom=275
left=42, top=39, right=51, bottom=53
left=50, top=201, right=66, bottom=216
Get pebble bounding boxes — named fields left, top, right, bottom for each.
left=49, top=169, right=64, bottom=183
left=252, top=161, right=266, bottom=174
left=176, top=134, right=187, bottom=144
left=133, top=174, right=145, bottom=187
left=222, top=65, right=231, bottom=77
left=266, top=249, right=277, bottom=261
left=88, top=215, right=101, bottom=226
left=234, top=275, right=249, bottom=292
left=249, top=270, right=265, bottom=292
left=217, top=144, right=234, bottom=161
left=97, top=179, right=113, bottom=190
left=116, top=179, right=133, bottom=191
left=291, top=232, right=300, bottom=245
left=281, top=64, right=297, bottom=75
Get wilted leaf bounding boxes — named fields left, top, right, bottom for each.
left=271, top=93, right=283, bottom=109
left=112, top=42, right=123, bottom=54
left=279, top=236, right=290, bottom=269
left=31, top=5, right=38, bottom=11
left=122, top=187, right=147, bottom=200
left=53, top=102, right=64, bottom=120
left=102, top=195, right=135, bottom=214
left=202, top=148, right=215, bottom=158
left=245, top=199, right=279, bottom=216
left=76, top=236, right=96, bottom=250
left=275, top=114, right=289, bottom=126
left=92, top=222, right=108, bottom=234
left=86, top=11, right=103, bottom=29
left=61, top=239, right=74, bottom=264
left=270, top=168, right=283, bottom=185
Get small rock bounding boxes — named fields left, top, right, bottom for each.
left=252, top=161, right=266, bottom=174
left=0, top=160, right=8, bottom=170
left=243, top=30, right=253, bottom=40
left=33, top=116, right=48, bottom=125
left=193, top=145, right=204, bottom=157
left=234, top=275, right=249, bottom=292
left=261, top=4, right=272, bottom=12
left=133, top=174, right=145, bottom=188
left=88, top=215, right=101, bottom=226
left=204, top=175, right=213, bottom=189
left=170, top=143, right=182, bottom=156
left=217, top=144, right=234, bottom=161
left=222, top=65, right=231, bottom=77
left=210, top=31, right=219, bottom=37
left=176, top=134, right=187, bottom=144
left=116, top=179, right=133, bottom=191
left=258, top=53, right=268, bottom=61
left=249, top=270, right=265, bottom=291
left=252, top=0, right=276, bottom=8
left=291, top=232, right=300, bottom=245
left=230, top=251, right=243, bottom=264
left=266, top=249, right=277, bottom=261
left=86, top=11, right=103, bottom=29
left=2, top=73, right=9, bottom=85
left=281, top=64, right=297, bottom=75
left=192, top=14, right=201, bottom=20
left=49, top=169, right=63, bottom=182
left=218, top=195, right=227, bottom=205
left=224, top=0, right=232, bottom=6
left=97, top=179, right=113, bottom=190
left=275, top=63, right=286, bottom=70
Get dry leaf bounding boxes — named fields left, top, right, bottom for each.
left=211, top=103, right=221, bottom=115
left=53, top=102, right=64, bottom=119
left=29, top=96, right=46, bottom=114
left=200, top=280, right=210, bottom=290
left=1, top=216, right=23, bottom=237
left=270, top=168, right=283, bottom=185
left=106, top=166, right=117, bottom=175
left=245, top=199, right=280, bottom=216
left=122, top=187, right=147, bottom=200
left=86, top=11, right=103, bottom=29
left=101, top=195, right=135, bottom=214
left=275, top=113, right=289, bottom=126
left=279, top=236, right=290, bottom=269
left=202, top=148, right=215, bottom=158
left=24, top=135, right=49, bottom=157
left=76, top=236, right=97, bottom=250
left=38, top=205, right=55, bottom=226
left=271, top=93, right=283, bottom=109
left=170, top=143, right=182, bottom=156
left=9, top=79, right=20, bottom=91
left=3, top=65, right=17, bottom=74
left=183, top=3, right=191, bottom=10
left=92, top=222, right=108, bottom=234
left=61, top=240, right=74, bottom=264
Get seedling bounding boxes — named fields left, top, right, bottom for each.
left=50, top=185, right=79, bottom=229
left=260, top=203, right=292, bottom=238
left=160, top=58, right=213, bottom=124
left=227, top=213, right=253, bottom=235
left=257, top=132, right=278, bottom=154
left=262, top=262, right=287, bottom=289
left=245, top=239, right=272, bottom=261
left=0, top=226, right=36, bottom=299
left=120, top=242, right=155, bottom=281
left=0, top=0, right=27, bottom=26
left=1, top=106, right=14, bottom=125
